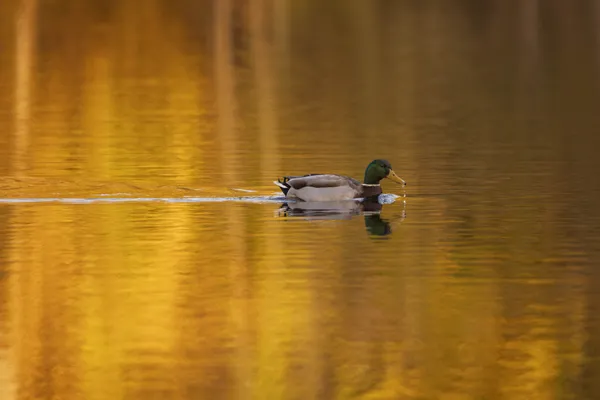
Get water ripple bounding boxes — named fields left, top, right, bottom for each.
left=0, top=196, right=288, bottom=204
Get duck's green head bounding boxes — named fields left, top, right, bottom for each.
left=364, top=159, right=406, bottom=185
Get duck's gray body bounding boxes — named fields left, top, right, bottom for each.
left=274, top=174, right=382, bottom=202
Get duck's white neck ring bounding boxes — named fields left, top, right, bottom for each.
left=362, top=183, right=381, bottom=187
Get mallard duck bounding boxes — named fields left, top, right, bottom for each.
left=274, top=159, right=406, bottom=202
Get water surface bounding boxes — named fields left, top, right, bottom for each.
left=1, top=1, right=600, bottom=399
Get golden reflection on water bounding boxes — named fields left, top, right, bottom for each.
left=1, top=1, right=600, bottom=399
left=2, top=199, right=592, bottom=400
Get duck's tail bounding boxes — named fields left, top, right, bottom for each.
left=273, top=177, right=291, bottom=195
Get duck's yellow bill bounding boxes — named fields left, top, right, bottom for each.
left=387, top=169, right=406, bottom=185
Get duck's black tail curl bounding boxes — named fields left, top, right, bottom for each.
left=274, top=177, right=292, bottom=195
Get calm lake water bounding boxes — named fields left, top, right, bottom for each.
left=1, top=1, right=600, bottom=399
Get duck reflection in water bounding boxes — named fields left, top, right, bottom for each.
left=277, top=197, right=406, bottom=237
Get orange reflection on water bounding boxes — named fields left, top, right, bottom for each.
left=0, top=0, right=600, bottom=399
